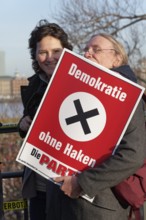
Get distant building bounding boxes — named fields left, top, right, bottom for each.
left=12, top=76, right=28, bottom=97
left=0, top=51, right=6, bottom=76
left=0, top=76, right=11, bottom=98
left=0, top=74, right=28, bottom=100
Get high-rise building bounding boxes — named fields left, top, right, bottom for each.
left=0, top=51, right=5, bottom=76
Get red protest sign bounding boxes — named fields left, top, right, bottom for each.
left=16, top=49, right=145, bottom=179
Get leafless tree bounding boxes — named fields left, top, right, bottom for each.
left=134, top=57, right=146, bottom=87
left=51, top=0, right=146, bottom=87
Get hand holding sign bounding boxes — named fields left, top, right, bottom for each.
left=54, top=175, right=82, bottom=199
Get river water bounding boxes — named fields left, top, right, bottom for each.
left=0, top=101, right=23, bottom=119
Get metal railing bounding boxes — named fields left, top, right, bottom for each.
left=0, top=122, right=18, bottom=133
left=0, top=122, right=29, bottom=220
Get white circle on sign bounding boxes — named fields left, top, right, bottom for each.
left=59, top=92, right=106, bottom=142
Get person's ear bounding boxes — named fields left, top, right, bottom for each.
left=113, top=54, right=122, bottom=68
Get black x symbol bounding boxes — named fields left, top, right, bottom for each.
left=65, top=99, right=99, bottom=134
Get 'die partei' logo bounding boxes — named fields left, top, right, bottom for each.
left=59, top=92, right=106, bottom=142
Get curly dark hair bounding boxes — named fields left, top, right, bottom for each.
left=29, top=19, right=73, bottom=73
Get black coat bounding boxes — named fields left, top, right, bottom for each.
left=18, top=74, right=49, bottom=199
left=111, top=65, right=137, bottom=83
left=19, top=74, right=48, bottom=138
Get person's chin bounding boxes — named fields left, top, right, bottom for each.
left=45, top=69, right=54, bottom=76
left=46, top=72, right=53, bottom=78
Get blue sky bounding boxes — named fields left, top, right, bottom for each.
left=0, top=0, right=61, bottom=76
left=0, top=0, right=146, bottom=77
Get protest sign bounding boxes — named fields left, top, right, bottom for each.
left=16, top=49, right=145, bottom=180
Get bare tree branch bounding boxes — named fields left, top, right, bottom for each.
left=51, top=0, right=146, bottom=88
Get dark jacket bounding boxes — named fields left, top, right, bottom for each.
left=111, top=65, right=137, bottom=83
left=19, top=74, right=48, bottom=138
left=18, top=74, right=48, bottom=198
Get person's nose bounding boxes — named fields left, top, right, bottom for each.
left=46, top=53, right=54, bottom=62
left=84, top=50, right=93, bottom=58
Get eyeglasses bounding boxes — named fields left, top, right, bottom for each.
left=83, top=47, right=116, bottom=55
